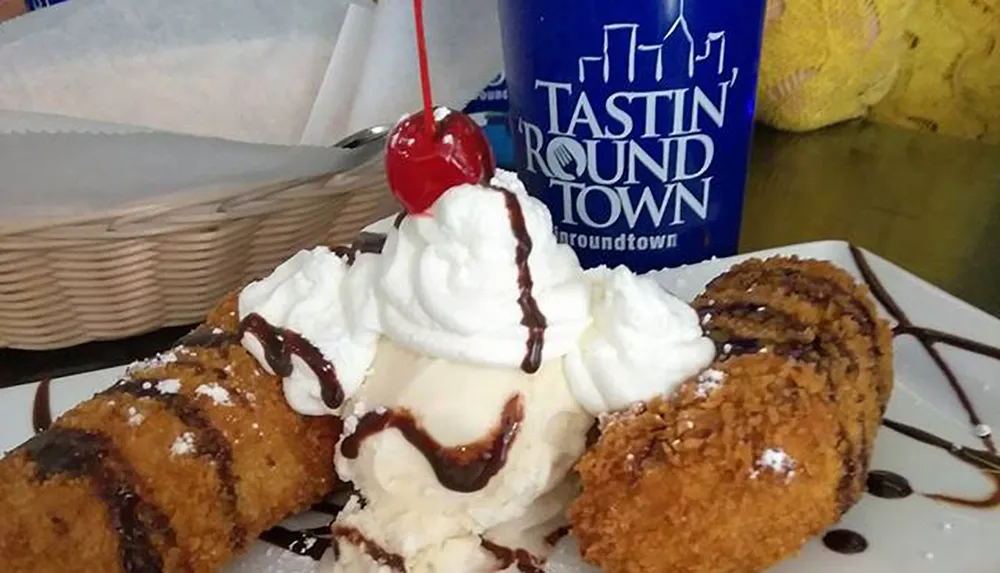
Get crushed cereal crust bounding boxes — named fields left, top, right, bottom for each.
left=570, top=256, right=893, bottom=573
left=0, top=291, right=342, bottom=573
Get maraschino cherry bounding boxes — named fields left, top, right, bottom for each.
left=384, top=0, right=495, bottom=215
left=385, top=110, right=494, bottom=214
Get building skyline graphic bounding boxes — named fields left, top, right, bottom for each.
left=577, top=0, right=735, bottom=85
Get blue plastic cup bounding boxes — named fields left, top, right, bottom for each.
left=499, top=0, right=767, bottom=272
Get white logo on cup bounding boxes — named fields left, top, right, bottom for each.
left=516, top=1, right=748, bottom=255
left=545, top=137, right=587, bottom=180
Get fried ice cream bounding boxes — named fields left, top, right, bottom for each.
left=569, top=256, right=893, bottom=573
left=0, top=293, right=341, bottom=573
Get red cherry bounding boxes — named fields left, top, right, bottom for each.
left=385, top=109, right=495, bottom=214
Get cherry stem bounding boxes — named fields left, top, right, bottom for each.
left=412, top=0, right=435, bottom=139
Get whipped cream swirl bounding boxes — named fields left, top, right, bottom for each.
left=370, top=171, right=591, bottom=369
left=565, top=266, right=716, bottom=415
left=237, top=169, right=715, bottom=418
left=238, top=247, right=377, bottom=416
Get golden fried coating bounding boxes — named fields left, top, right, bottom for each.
left=571, top=355, right=843, bottom=573
left=0, top=293, right=341, bottom=573
left=697, top=256, right=894, bottom=409
left=569, top=257, right=894, bottom=573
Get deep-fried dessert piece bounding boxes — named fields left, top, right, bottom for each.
left=569, top=257, right=893, bottom=573
left=696, top=256, right=893, bottom=510
left=0, top=293, right=341, bottom=573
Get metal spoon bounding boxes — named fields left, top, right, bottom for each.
left=334, top=125, right=391, bottom=150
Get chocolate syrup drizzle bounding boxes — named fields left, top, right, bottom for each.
left=882, top=419, right=1000, bottom=507
left=480, top=538, right=544, bottom=573
left=850, top=244, right=998, bottom=454
left=332, top=525, right=406, bottom=572
left=847, top=244, right=1000, bottom=509
left=28, top=362, right=351, bottom=562
left=103, top=377, right=247, bottom=547
left=259, top=525, right=333, bottom=561
left=333, top=231, right=389, bottom=266
left=23, top=427, right=180, bottom=573
left=341, top=395, right=525, bottom=493
left=256, top=484, right=361, bottom=560
left=543, top=525, right=571, bottom=547
left=493, top=186, right=547, bottom=374
left=393, top=212, right=407, bottom=229
left=32, top=378, right=52, bottom=433
left=240, top=312, right=344, bottom=410
left=702, top=263, right=880, bottom=516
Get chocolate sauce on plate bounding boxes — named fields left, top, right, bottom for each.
left=866, top=470, right=913, bottom=499
left=341, top=395, right=525, bottom=493
left=822, top=529, right=868, bottom=554
left=240, top=312, right=344, bottom=410
left=882, top=418, right=1000, bottom=508
left=259, top=525, right=333, bottom=561
left=850, top=245, right=997, bottom=454
left=32, top=378, right=52, bottom=434
left=847, top=246, right=1000, bottom=510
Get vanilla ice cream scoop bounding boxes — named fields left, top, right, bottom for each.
left=331, top=338, right=591, bottom=572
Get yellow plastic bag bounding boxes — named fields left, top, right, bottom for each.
left=756, top=0, right=916, bottom=131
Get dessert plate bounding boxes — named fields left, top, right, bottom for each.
left=2, top=240, right=998, bottom=573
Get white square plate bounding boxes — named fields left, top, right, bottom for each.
left=2, top=240, right=999, bottom=573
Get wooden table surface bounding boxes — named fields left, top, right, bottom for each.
left=2, top=119, right=999, bottom=387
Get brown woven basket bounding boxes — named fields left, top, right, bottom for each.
left=0, top=155, right=397, bottom=350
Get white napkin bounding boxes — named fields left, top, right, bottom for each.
left=0, top=0, right=502, bottom=221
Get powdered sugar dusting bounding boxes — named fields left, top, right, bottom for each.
left=170, top=432, right=197, bottom=456
left=598, top=402, right=647, bottom=430
left=695, top=369, right=726, bottom=398
left=196, top=383, right=233, bottom=406
left=750, top=447, right=796, bottom=481
left=127, top=407, right=145, bottom=427
left=128, top=351, right=178, bottom=374
left=157, top=379, right=181, bottom=394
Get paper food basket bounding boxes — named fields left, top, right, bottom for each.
left=0, top=151, right=396, bottom=351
